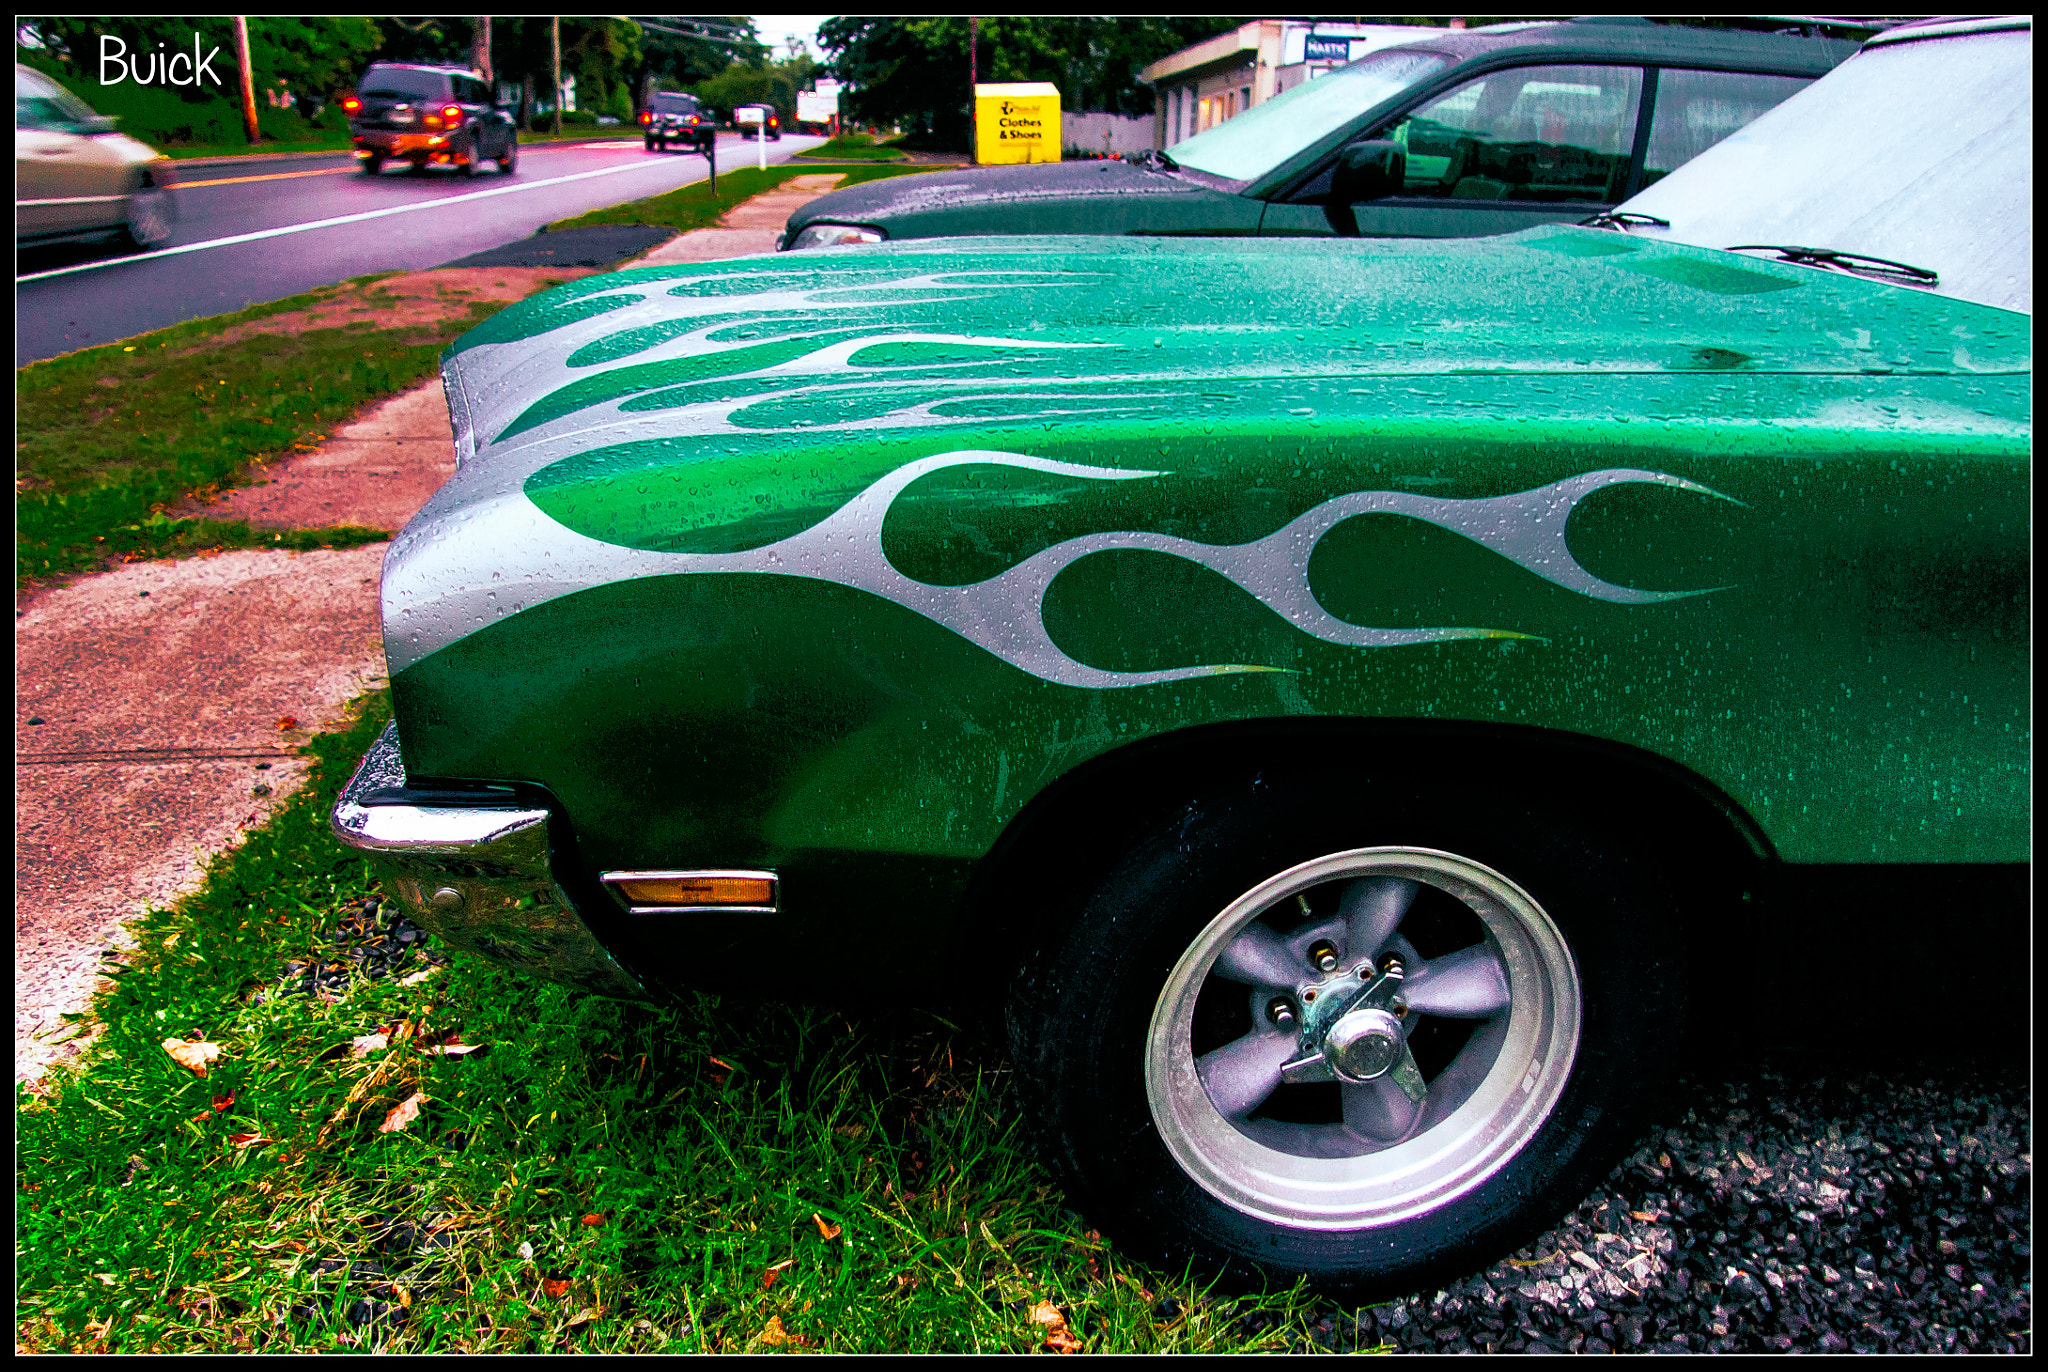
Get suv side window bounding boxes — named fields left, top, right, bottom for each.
left=1639, top=68, right=1811, bottom=190
left=1383, top=64, right=1645, bottom=203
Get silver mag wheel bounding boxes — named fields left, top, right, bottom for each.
left=1147, top=847, right=1580, bottom=1229
left=1004, top=759, right=1694, bottom=1297
left=121, top=186, right=173, bottom=250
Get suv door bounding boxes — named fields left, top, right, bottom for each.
left=1261, top=63, right=1646, bottom=239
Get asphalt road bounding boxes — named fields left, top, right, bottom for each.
left=15, top=130, right=826, bottom=366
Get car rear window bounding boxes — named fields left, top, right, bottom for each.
left=651, top=94, right=701, bottom=114
left=359, top=69, right=449, bottom=100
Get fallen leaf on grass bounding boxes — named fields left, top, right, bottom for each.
left=349, top=1033, right=390, bottom=1059
left=227, top=1133, right=269, bottom=1148
left=760, top=1259, right=794, bottom=1290
left=542, top=1278, right=572, bottom=1299
left=566, top=1308, right=596, bottom=1329
left=378, top=1092, right=427, bottom=1133
left=211, top=1090, right=236, bottom=1112
left=192, top=1111, right=213, bottom=1122
left=755, top=1315, right=803, bottom=1348
left=93, top=1273, right=117, bottom=1286
left=397, top=968, right=438, bottom=988
left=422, top=1034, right=481, bottom=1057
left=812, top=1213, right=841, bottom=1241
left=1029, top=1300, right=1082, bottom=1354
left=162, top=1038, right=221, bottom=1076
left=580, top=1212, right=607, bottom=1228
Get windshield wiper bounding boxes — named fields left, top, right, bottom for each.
left=1579, top=211, right=1669, bottom=231
left=1726, top=244, right=1938, bottom=286
left=1123, top=147, right=1178, bottom=172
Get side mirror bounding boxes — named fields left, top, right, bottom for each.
left=1325, top=138, right=1407, bottom=237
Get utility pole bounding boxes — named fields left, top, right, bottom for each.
left=233, top=16, right=260, bottom=145
left=551, top=16, right=562, bottom=136
left=968, top=16, right=978, bottom=161
left=472, top=16, right=491, bottom=83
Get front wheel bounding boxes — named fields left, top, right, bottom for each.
left=118, top=186, right=174, bottom=250
left=1006, top=772, right=1687, bottom=1298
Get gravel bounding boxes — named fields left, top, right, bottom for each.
left=253, top=896, right=448, bottom=1003
left=1291, top=1048, right=2030, bottom=1354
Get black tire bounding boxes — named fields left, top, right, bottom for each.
left=1005, top=766, right=1688, bottom=1299
left=359, top=153, right=385, bottom=177
left=498, top=132, right=518, bottom=175
left=458, top=132, right=478, bottom=177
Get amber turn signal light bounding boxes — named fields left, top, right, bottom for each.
left=610, top=874, right=774, bottom=906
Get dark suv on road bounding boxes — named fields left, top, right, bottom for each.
left=639, top=91, right=717, bottom=154
left=343, top=62, right=517, bottom=177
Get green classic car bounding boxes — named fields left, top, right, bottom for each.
left=782, top=17, right=1854, bottom=250
left=335, top=17, right=2028, bottom=1296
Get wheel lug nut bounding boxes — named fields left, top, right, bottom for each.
left=1265, top=997, right=1296, bottom=1028
left=1307, top=940, right=1339, bottom=973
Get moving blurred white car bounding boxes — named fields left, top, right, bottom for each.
left=15, top=64, right=176, bottom=250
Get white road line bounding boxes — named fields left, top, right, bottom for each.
left=16, top=156, right=722, bottom=285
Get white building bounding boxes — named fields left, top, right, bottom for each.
left=1142, top=20, right=1453, bottom=150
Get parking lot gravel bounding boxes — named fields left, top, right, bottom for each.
left=1278, top=1048, right=2030, bottom=1354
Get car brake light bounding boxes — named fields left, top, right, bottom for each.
left=639, top=111, right=652, bottom=124
left=441, top=104, right=463, bottom=122
left=341, top=95, right=361, bottom=113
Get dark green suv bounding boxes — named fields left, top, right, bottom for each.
left=784, top=18, right=1857, bottom=249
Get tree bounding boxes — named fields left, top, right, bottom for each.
left=819, top=17, right=1251, bottom=150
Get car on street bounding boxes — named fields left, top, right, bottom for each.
left=14, top=63, right=176, bottom=250
left=781, top=17, right=1856, bottom=250
left=337, top=15, right=2028, bottom=1298
left=343, top=61, right=516, bottom=177
left=734, top=103, right=783, bottom=141
left=640, top=91, right=717, bottom=154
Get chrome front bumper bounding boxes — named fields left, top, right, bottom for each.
left=330, top=722, right=647, bottom=999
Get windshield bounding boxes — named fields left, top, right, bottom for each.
left=359, top=69, right=448, bottom=100
left=1166, top=48, right=1448, bottom=182
left=651, top=93, right=700, bottom=114
left=1615, top=29, right=2031, bottom=313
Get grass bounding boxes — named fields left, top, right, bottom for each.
left=14, top=694, right=1353, bottom=1353
left=545, top=163, right=946, bottom=235
left=14, top=275, right=514, bottom=588
left=798, top=133, right=911, bottom=163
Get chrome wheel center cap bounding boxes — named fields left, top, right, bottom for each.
left=1323, top=1005, right=1405, bottom=1082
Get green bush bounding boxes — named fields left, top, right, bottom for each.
left=560, top=108, right=600, bottom=126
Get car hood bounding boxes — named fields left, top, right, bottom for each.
left=385, top=230, right=2027, bottom=674
left=788, top=159, right=1221, bottom=229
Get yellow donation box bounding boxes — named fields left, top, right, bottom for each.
left=975, top=82, right=1060, bottom=165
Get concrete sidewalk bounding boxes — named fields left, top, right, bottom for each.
left=13, top=175, right=848, bottom=1084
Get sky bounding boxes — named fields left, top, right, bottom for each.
left=751, top=14, right=832, bottom=61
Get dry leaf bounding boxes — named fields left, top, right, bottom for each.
left=211, top=1090, right=236, bottom=1112
left=1045, top=1325, right=1084, bottom=1354
left=1027, top=1300, right=1066, bottom=1328
left=542, top=1277, right=572, bottom=1299
left=760, top=1259, right=794, bottom=1291
left=227, top=1133, right=268, bottom=1147
left=566, top=1308, right=596, bottom=1329
left=82, top=1318, right=111, bottom=1340
left=812, top=1213, right=842, bottom=1241
left=192, top=1111, right=213, bottom=1122
left=349, top=1033, right=390, bottom=1059
left=276, top=716, right=299, bottom=731
left=423, top=1035, right=481, bottom=1057
left=162, top=1038, right=221, bottom=1076
left=580, top=1212, right=607, bottom=1228
left=93, top=1273, right=117, bottom=1287
left=1630, top=1210, right=1658, bottom=1222
left=397, top=968, right=437, bottom=987
left=378, top=1092, right=427, bottom=1133
left=756, top=1315, right=802, bottom=1348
